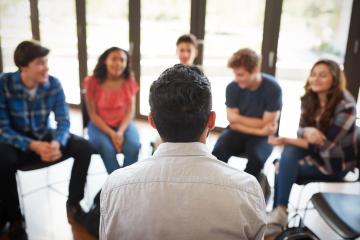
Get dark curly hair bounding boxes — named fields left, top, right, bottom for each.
left=149, top=64, right=212, bottom=142
left=300, top=59, right=347, bottom=133
left=93, top=47, right=131, bottom=83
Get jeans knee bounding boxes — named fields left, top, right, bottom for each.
left=282, top=145, right=301, bottom=161
left=98, top=141, right=117, bottom=155
left=124, top=141, right=140, bottom=156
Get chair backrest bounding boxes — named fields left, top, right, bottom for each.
left=311, top=192, right=360, bottom=239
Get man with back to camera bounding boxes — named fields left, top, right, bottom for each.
left=151, top=34, right=200, bottom=152
left=0, top=40, right=92, bottom=240
left=212, top=48, right=282, bottom=199
left=100, top=64, right=266, bottom=240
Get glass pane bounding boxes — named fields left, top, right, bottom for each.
left=203, top=0, right=266, bottom=127
left=139, top=0, right=191, bottom=116
left=86, top=0, right=129, bottom=74
left=0, top=0, right=32, bottom=72
left=39, top=0, right=80, bottom=104
left=277, top=0, right=353, bottom=137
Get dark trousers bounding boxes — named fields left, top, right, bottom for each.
left=0, top=134, right=92, bottom=221
left=212, top=128, right=273, bottom=177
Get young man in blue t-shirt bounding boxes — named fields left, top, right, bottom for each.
left=212, top=48, right=282, bottom=182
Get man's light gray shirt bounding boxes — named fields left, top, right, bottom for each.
left=100, top=142, right=266, bottom=240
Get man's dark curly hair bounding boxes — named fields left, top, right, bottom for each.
left=149, top=64, right=212, bottom=142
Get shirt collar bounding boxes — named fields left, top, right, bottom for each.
left=13, top=71, right=24, bottom=92
left=153, top=142, right=215, bottom=159
left=14, top=71, right=50, bottom=94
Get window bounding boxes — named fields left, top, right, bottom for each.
left=86, top=0, right=129, bottom=74
left=139, top=0, right=191, bottom=116
left=39, top=0, right=80, bottom=104
left=276, top=0, right=353, bottom=137
left=203, top=0, right=266, bottom=127
left=0, top=0, right=32, bottom=72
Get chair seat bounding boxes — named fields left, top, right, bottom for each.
left=296, top=177, right=346, bottom=185
left=18, top=145, right=98, bottom=172
left=296, top=169, right=359, bottom=185
left=18, top=158, right=68, bottom=171
left=311, top=192, right=360, bottom=239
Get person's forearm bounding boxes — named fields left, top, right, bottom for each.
left=117, top=111, right=132, bottom=134
left=53, top=118, right=70, bottom=146
left=237, top=115, right=266, bottom=128
left=53, top=87, right=71, bottom=146
left=90, top=113, right=115, bottom=136
left=283, top=137, right=309, bottom=149
left=230, top=123, right=266, bottom=136
left=228, top=112, right=266, bottom=128
left=0, top=126, right=33, bottom=151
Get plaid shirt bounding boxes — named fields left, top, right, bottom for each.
left=298, top=91, right=358, bottom=174
left=0, top=71, right=70, bottom=151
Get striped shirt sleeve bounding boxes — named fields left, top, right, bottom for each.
left=310, top=101, right=356, bottom=161
left=0, top=79, right=32, bottom=151
left=52, top=80, right=70, bottom=146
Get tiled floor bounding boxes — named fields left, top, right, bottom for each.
left=1, top=109, right=359, bottom=240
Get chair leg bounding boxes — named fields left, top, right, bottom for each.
left=16, top=172, right=26, bottom=215
left=302, top=198, right=312, bottom=224
left=84, top=182, right=92, bottom=207
left=295, top=184, right=307, bottom=213
left=17, top=167, right=69, bottom=203
left=45, top=167, right=68, bottom=197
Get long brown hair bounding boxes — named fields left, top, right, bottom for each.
left=300, top=59, right=347, bottom=132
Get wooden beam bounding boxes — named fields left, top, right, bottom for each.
left=129, top=0, right=141, bottom=118
left=261, top=0, right=283, bottom=75
left=344, top=0, right=360, bottom=101
left=29, top=0, right=40, bottom=41
left=75, top=0, right=88, bottom=121
left=190, top=0, right=206, bottom=66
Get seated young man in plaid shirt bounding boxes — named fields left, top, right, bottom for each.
left=0, top=40, right=92, bottom=240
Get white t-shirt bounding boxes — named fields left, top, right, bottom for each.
left=26, top=87, right=37, bottom=99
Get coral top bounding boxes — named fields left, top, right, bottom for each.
left=84, top=75, right=139, bottom=127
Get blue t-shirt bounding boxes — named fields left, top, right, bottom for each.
left=225, top=73, right=282, bottom=118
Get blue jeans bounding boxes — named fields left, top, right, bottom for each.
left=274, top=145, right=348, bottom=207
left=88, top=122, right=140, bottom=174
left=212, top=128, right=273, bottom=177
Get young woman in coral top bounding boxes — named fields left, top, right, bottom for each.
left=84, top=47, right=140, bottom=174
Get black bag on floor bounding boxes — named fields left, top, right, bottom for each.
left=0, top=200, right=9, bottom=233
left=84, top=190, right=101, bottom=238
left=276, top=226, right=320, bottom=240
left=276, top=215, right=320, bottom=240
